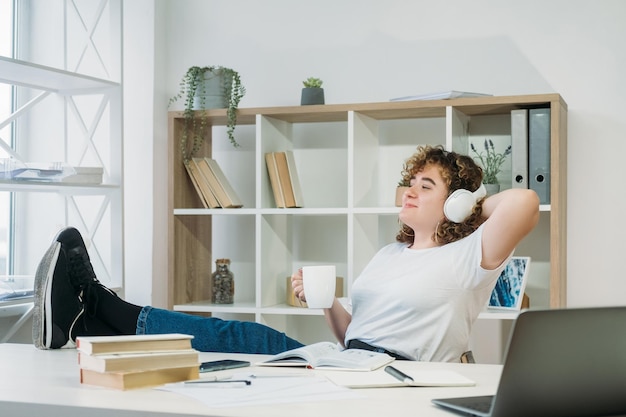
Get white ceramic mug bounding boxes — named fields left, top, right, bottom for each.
left=301, top=265, right=336, bottom=308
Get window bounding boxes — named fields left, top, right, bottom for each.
left=0, top=0, right=14, bottom=285
left=0, top=0, right=123, bottom=304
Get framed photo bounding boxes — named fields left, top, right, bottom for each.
left=488, top=256, right=531, bottom=311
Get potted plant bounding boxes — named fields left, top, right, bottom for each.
left=395, top=178, right=410, bottom=207
left=301, top=77, right=324, bottom=105
left=169, top=66, right=246, bottom=162
left=470, top=138, right=512, bottom=195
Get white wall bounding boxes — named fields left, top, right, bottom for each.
left=123, top=0, right=156, bottom=306
left=123, top=0, right=626, bottom=354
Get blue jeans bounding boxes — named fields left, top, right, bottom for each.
left=136, top=306, right=304, bottom=354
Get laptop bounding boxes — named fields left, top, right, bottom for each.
left=487, top=256, right=530, bottom=311
left=432, top=306, right=626, bottom=417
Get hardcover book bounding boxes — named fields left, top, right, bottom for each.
left=389, top=90, right=492, bottom=101
left=284, top=151, right=304, bottom=207
left=61, top=166, right=104, bottom=184
left=184, top=162, right=209, bottom=208
left=78, top=349, right=199, bottom=373
left=201, top=157, right=244, bottom=208
left=273, top=151, right=303, bottom=208
left=189, top=159, right=220, bottom=208
left=273, top=152, right=297, bottom=208
left=79, top=365, right=199, bottom=390
left=76, top=334, right=194, bottom=355
left=265, top=152, right=285, bottom=208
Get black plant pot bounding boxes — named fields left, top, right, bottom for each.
left=301, top=88, right=325, bottom=105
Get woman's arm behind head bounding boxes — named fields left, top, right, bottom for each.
left=479, top=188, right=540, bottom=270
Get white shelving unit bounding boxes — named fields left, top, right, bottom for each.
left=0, top=0, right=123, bottom=302
left=168, top=94, right=567, bottom=344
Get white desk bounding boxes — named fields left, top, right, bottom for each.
left=0, top=343, right=502, bottom=417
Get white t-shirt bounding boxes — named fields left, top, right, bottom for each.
left=344, top=225, right=509, bottom=362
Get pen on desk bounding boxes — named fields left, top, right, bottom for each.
left=184, top=379, right=251, bottom=386
left=385, top=365, right=414, bottom=384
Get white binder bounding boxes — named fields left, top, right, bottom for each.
left=528, top=108, right=551, bottom=204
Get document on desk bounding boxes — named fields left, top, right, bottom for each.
left=324, top=367, right=476, bottom=388
left=158, top=372, right=363, bottom=408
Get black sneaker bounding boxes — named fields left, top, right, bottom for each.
left=55, top=227, right=116, bottom=315
left=32, top=232, right=84, bottom=349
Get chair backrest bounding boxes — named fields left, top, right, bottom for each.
left=460, top=350, right=475, bottom=363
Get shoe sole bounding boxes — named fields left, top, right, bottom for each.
left=32, top=241, right=61, bottom=349
left=32, top=229, right=84, bottom=350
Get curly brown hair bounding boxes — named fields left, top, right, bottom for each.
left=396, top=145, right=486, bottom=245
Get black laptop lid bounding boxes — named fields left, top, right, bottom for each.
left=490, top=306, right=626, bottom=417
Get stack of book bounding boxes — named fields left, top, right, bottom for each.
left=76, top=333, right=200, bottom=390
left=185, top=157, right=243, bottom=208
left=265, top=151, right=304, bottom=208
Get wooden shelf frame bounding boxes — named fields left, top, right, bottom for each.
left=167, top=94, right=567, bottom=338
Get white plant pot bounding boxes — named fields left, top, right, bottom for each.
left=192, top=70, right=232, bottom=110
left=484, top=183, right=500, bottom=196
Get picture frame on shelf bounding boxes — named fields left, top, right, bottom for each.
left=488, top=256, right=531, bottom=311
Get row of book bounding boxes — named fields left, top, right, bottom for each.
left=77, top=333, right=200, bottom=390
left=511, top=108, right=551, bottom=204
left=265, top=151, right=304, bottom=208
left=186, top=157, right=243, bottom=208
left=186, top=114, right=548, bottom=210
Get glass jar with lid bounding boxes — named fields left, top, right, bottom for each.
left=211, top=258, right=234, bottom=304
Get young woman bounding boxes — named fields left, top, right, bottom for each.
left=294, top=145, right=539, bottom=361
left=33, top=145, right=539, bottom=362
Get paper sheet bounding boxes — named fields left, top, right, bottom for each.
left=158, top=372, right=363, bottom=408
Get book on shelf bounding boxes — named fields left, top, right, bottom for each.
left=324, top=367, right=476, bottom=388
left=273, top=151, right=303, bottom=208
left=184, top=162, right=209, bottom=208
left=273, top=151, right=296, bottom=207
left=78, top=349, right=200, bottom=373
left=257, top=341, right=394, bottom=371
left=194, top=157, right=243, bottom=208
left=76, top=334, right=194, bottom=355
left=61, top=166, right=104, bottom=184
left=265, top=152, right=285, bottom=208
left=205, top=157, right=244, bottom=208
left=389, top=90, right=492, bottom=102
left=79, top=365, right=199, bottom=390
left=188, top=159, right=220, bottom=208
left=284, top=150, right=304, bottom=207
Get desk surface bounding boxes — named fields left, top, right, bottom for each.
left=0, top=343, right=501, bottom=417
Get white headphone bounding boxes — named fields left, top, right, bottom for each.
left=443, top=183, right=487, bottom=223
